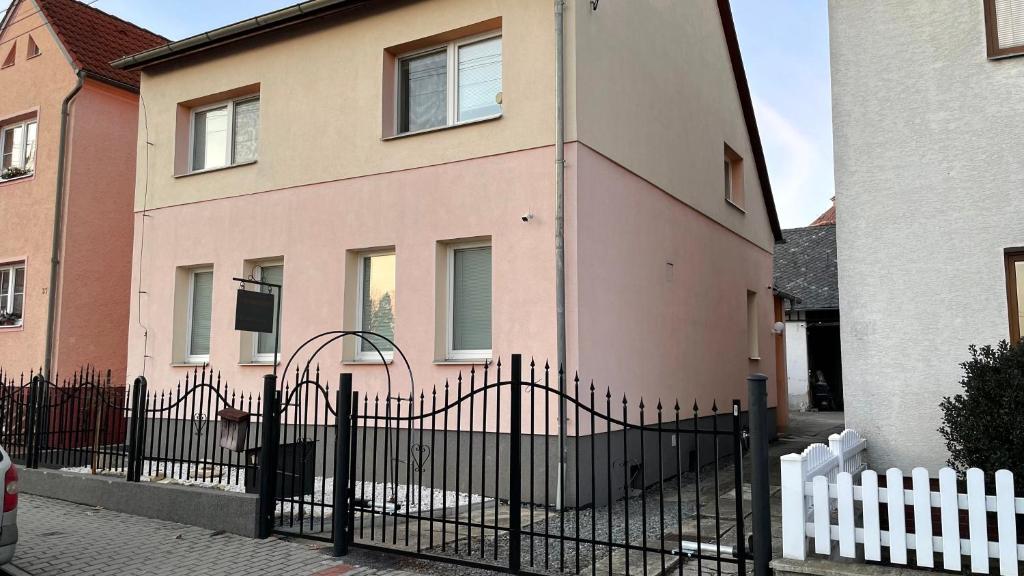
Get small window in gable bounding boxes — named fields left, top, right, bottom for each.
left=2, top=44, right=15, bottom=69
left=26, top=36, right=40, bottom=59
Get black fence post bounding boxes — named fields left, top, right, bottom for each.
left=508, top=354, right=523, bottom=572
left=126, top=376, right=148, bottom=482
left=24, top=376, right=39, bottom=469
left=333, top=373, right=353, bottom=557
left=748, top=374, right=771, bottom=576
left=256, top=373, right=280, bottom=539
left=732, top=399, right=747, bottom=574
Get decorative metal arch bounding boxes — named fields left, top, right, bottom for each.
left=279, top=330, right=415, bottom=404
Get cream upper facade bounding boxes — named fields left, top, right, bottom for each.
left=120, top=0, right=782, bottom=415
left=127, top=0, right=777, bottom=253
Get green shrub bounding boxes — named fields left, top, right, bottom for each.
left=939, top=341, right=1024, bottom=487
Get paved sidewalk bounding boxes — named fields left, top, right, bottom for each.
left=7, top=494, right=429, bottom=576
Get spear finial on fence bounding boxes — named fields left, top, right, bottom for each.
left=693, top=400, right=700, bottom=415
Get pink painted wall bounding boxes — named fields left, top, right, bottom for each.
left=0, top=0, right=78, bottom=370
left=52, top=79, right=139, bottom=384
left=575, top=144, right=777, bottom=419
left=128, top=146, right=565, bottom=405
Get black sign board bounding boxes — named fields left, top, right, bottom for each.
left=235, top=289, right=275, bottom=333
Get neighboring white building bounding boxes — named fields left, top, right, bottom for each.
left=830, top=0, right=1024, bottom=470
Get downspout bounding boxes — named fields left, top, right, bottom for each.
left=44, top=71, right=86, bottom=378
left=554, top=0, right=567, bottom=509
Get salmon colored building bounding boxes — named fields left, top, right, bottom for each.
left=0, top=0, right=165, bottom=384
left=116, top=0, right=784, bottom=422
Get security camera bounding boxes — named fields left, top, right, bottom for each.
left=522, top=212, right=535, bottom=223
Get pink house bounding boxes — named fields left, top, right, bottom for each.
left=116, top=0, right=783, bottom=424
left=0, top=0, right=166, bottom=384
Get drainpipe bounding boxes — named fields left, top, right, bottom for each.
left=554, top=0, right=567, bottom=509
left=44, top=71, right=86, bottom=379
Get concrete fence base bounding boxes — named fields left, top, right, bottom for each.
left=18, top=468, right=259, bottom=538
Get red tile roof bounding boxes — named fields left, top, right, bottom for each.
left=33, top=0, right=168, bottom=88
left=811, top=204, right=835, bottom=226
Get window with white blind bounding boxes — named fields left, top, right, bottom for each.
left=986, top=0, right=1024, bottom=58
left=397, top=31, right=502, bottom=135
left=191, top=97, right=260, bottom=172
left=0, top=263, right=25, bottom=327
left=447, top=243, right=492, bottom=360
left=1, top=119, right=38, bottom=176
left=253, top=264, right=283, bottom=363
left=187, top=269, right=214, bottom=363
left=356, top=252, right=396, bottom=361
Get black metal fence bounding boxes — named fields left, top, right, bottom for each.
left=333, top=356, right=749, bottom=575
left=0, top=357, right=773, bottom=576
left=0, top=368, right=128, bottom=471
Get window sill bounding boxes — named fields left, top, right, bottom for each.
left=0, top=324, right=24, bottom=332
left=988, top=45, right=1024, bottom=60
left=175, top=160, right=257, bottom=179
left=343, top=359, right=395, bottom=366
left=0, top=173, right=34, bottom=187
left=238, top=361, right=279, bottom=367
left=748, top=357, right=761, bottom=361
left=726, top=198, right=746, bottom=213
left=383, top=114, right=502, bottom=141
left=434, top=358, right=492, bottom=366
left=171, top=362, right=209, bottom=367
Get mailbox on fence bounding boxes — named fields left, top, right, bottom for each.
left=244, top=440, right=316, bottom=498
left=217, top=407, right=251, bottom=452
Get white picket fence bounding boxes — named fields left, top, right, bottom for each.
left=781, top=430, right=1024, bottom=575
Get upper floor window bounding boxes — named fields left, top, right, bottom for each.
left=1, top=119, right=37, bottom=179
left=26, top=36, right=40, bottom=59
left=191, top=97, right=259, bottom=172
left=356, top=252, right=396, bottom=361
left=724, top=143, right=744, bottom=210
left=2, top=44, right=14, bottom=69
left=397, top=32, right=502, bottom=135
left=0, top=263, right=25, bottom=327
left=986, top=0, right=1024, bottom=58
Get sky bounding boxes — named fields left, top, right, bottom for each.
left=20, top=0, right=834, bottom=230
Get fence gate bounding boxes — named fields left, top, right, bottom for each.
left=331, top=355, right=750, bottom=576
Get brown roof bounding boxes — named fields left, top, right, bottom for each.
left=27, top=0, right=168, bottom=88
left=811, top=204, right=835, bottom=226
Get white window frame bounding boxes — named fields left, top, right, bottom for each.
left=445, top=241, right=492, bottom=362
left=252, top=263, right=283, bottom=364
left=0, top=262, right=25, bottom=326
left=395, top=30, right=503, bottom=135
left=354, top=251, right=396, bottom=362
left=185, top=267, right=213, bottom=364
left=1, top=119, right=38, bottom=174
left=188, top=96, right=259, bottom=174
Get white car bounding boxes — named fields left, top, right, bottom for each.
left=0, top=446, right=16, bottom=565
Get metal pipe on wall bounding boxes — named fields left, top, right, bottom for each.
left=553, top=0, right=567, bottom=510
left=44, top=71, right=86, bottom=379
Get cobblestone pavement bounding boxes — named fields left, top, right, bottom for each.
left=5, top=494, right=443, bottom=576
